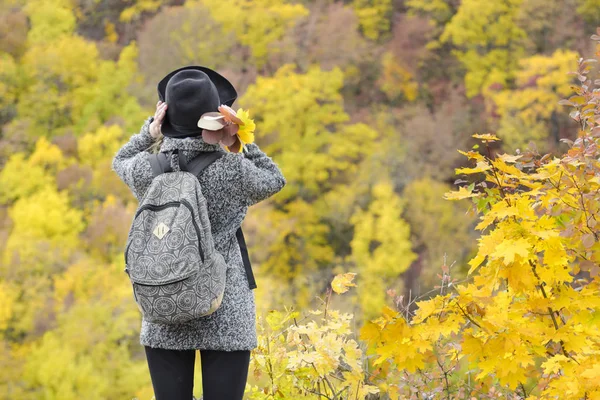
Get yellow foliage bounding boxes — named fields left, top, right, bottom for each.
left=379, top=52, right=418, bottom=102
left=235, top=108, right=256, bottom=147
left=18, top=34, right=100, bottom=136
left=402, top=177, right=478, bottom=289
left=443, top=185, right=480, bottom=200
left=119, top=0, right=162, bottom=22
left=472, top=133, right=501, bottom=141
left=362, top=117, right=600, bottom=397
left=8, top=187, right=83, bottom=245
left=576, top=0, right=600, bottom=23
left=22, top=301, right=147, bottom=399
left=8, top=275, right=54, bottom=336
left=0, top=52, right=18, bottom=111
left=361, top=306, right=435, bottom=374
left=24, top=0, right=76, bottom=44
left=249, top=284, right=379, bottom=399
left=0, top=153, right=53, bottom=204
left=17, top=36, right=143, bottom=137
left=0, top=280, right=18, bottom=331
left=352, top=0, right=392, bottom=40
left=77, top=125, right=125, bottom=168
left=71, top=42, right=145, bottom=135
left=351, top=182, right=416, bottom=319
left=0, top=136, right=68, bottom=204
left=5, top=0, right=600, bottom=398
left=103, top=20, right=118, bottom=43
left=440, top=0, right=526, bottom=97
left=13, top=254, right=148, bottom=398
left=242, top=64, right=377, bottom=197
left=490, top=49, right=579, bottom=150
left=406, top=0, right=453, bottom=26
left=196, top=0, right=308, bottom=67
left=257, top=199, right=334, bottom=306
left=241, top=64, right=378, bottom=307
left=3, top=187, right=84, bottom=267
left=331, top=272, right=357, bottom=294
left=22, top=35, right=98, bottom=89
left=30, top=136, right=67, bottom=169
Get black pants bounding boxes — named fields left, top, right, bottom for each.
left=144, top=346, right=250, bottom=400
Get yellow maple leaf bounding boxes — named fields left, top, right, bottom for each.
left=455, top=161, right=492, bottom=175
left=493, top=159, right=523, bottom=177
left=472, top=133, right=501, bottom=142
left=359, top=321, right=381, bottom=344
left=236, top=108, right=256, bottom=146
left=458, top=149, right=486, bottom=161
left=581, top=361, right=600, bottom=380
left=443, top=186, right=481, bottom=201
left=542, top=355, right=571, bottom=375
left=496, top=153, right=523, bottom=163
left=493, top=238, right=531, bottom=265
left=412, top=298, right=438, bottom=324
left=331, top=272, right=357, bottom=294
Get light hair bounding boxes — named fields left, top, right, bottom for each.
left=145, top=134, right=164, bottom=154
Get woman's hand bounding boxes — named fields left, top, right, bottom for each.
left=149, top=101, right=168, bottom=138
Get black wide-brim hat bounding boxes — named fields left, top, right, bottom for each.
left=157, top=66, right=238, bottom=138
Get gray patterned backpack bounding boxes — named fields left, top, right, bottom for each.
left=123, top=150, right=228, bottom=324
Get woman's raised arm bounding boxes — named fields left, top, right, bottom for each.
left=111, top=116, right=155, bottom=200
left=238, top=143, right=286, bottom=207
left=112, top=102, right=168, bottom=200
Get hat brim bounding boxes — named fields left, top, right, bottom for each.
left=157, top=65, right=237, bottom=107
left=159, top=118, right=201, bottom=138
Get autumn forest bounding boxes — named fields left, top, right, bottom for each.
left=1, top=0, right=600, bottom=398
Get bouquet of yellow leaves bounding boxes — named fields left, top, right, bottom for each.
left=197, top=105, right=256, bottom=153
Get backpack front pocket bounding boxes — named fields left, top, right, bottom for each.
left=132, top=271, right=199, bottom=324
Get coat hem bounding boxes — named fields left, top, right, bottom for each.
left=139, top=339, right=258, bottom=352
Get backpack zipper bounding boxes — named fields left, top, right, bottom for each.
left=180, top=198, right=205, bottom=263
left=134, top=201, right=180, bottom=219
left=124, top=200, right=205, bottom=268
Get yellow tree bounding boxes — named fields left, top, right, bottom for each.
left=16, top=0, right=145, bottom=138
left=0, top=138, right=63, bottom=204
left=402, top=177, right=478, bottom=294
left=440, top=0, right=526, bottom=98
left=351, top=0, right=393, bottom=41
left=119, top=0, right=162, bottom=22
left=24, top=0, right=76, bottom=44
left=361, top=41, right=600, bottom=397
left=575, top=0, right=600, bottom=24
left=194, top=0, right=308, bottom=68
left=137, top=3, right=237, bottom=86
left=0, top=52, right=18, bottom=122
left=406, top=0, right=457, bottom=27
left=350, top=182, right=416, bottom=320
left=21, top=256, right=151, bottom=400
left=490, top=49, right=579, bottom=150
left=378, top=51, right=419, bottom=102
left=241, top=64, right=378, bottom=307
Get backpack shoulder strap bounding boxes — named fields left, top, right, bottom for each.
left=236, top=228, right=256, bottom=289
left=186, top=150, right=257, bottom=290
left=187, top=151, right=226, bottom=177
left=149, top=152, right=174, bottom=178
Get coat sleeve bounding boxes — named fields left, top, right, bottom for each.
left=111, top=116, right=156, bottom=200
left=239, top=143, right=286, bottom=207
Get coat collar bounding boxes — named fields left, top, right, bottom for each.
left=159, top=136, right=221, bottom=153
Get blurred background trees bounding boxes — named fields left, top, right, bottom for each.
left=0, top=0, right=596, bottom=398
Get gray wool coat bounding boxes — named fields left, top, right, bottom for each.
left=111, top=116, right=286, bottom=351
